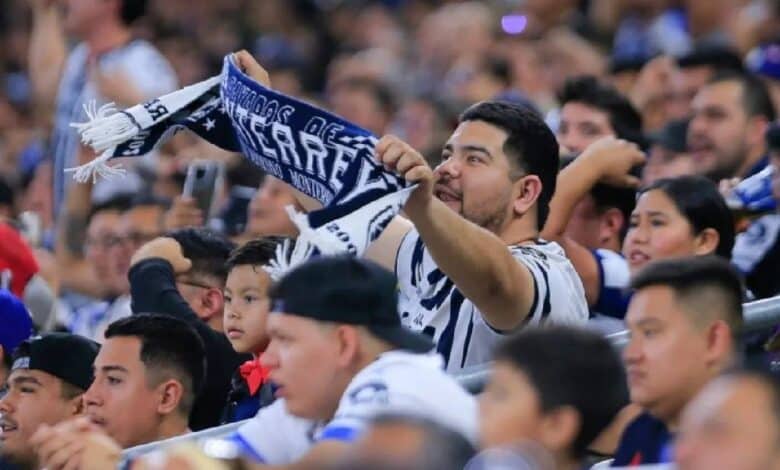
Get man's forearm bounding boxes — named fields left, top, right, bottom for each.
left=28, top=3, right=66, bottom=111
left=405, top=197, right=532, bottom=330
left=541, top=158, right=601, bottom=240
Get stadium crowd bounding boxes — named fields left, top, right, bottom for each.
left=1, top=0, right=780, bottom=468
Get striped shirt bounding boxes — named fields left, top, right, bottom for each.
left=51, top=39, right=177, bottom=214
left=588, top=249, right=631, bottom=335
left=396, top=231, right=589, bottom=373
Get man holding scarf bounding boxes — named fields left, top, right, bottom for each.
left=69, top=50, right=590, bottom=374
left=233, top=52, right=590, bottom=371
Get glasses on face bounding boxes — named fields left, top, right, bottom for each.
left=86, top=232, right=161, bottom=250
left=175, top=277, right=219, bottom=291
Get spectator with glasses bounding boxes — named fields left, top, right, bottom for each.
left=128, top=233, right=246, bottom=430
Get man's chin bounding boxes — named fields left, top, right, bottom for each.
left=439, top=199, right=462, bottom=214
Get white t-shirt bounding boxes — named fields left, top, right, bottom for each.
left=233, top=351, right=477, bottom=465
left=51, top=39, right=178, bottom=212
left=396, top=231, right=589, bottom=373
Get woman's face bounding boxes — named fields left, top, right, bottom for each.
left=623, top=189, right=709, bottom=274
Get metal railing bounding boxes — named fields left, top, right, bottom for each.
left=121, top=295, right=780, bottom=461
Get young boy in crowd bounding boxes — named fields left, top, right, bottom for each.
left=221, top=238, right=280, bottom=423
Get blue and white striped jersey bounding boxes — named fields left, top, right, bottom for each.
left=51, top=39, right=177, bottom=213
left=396, top=231, right=589, bottom=373
left=588, top=249, right=631, bottom=335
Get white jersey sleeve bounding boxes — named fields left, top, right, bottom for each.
left=232, top=399, right=316, bottom=465
left=396, top=231, right=588, bottom=373
left=319, top=352, right=478, bottom=445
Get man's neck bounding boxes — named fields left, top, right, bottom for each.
left=154, top=415, right=190, bottom=443
left=554, top=454, right=582, bottom=470
left=497, top=217, right=540, bottom=246
left=83, top=21, right=132, bottom=58
left=737, top=146, right=767, bottom=178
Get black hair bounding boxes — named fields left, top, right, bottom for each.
left=105, top=314, right=206, bottom=415
left=225, top=238, right=280, bottom=273
left=494, top=326, right=627, bottom=458
left=168, top=228, right=236, bottom=284
left=0, top=177, right=14, bottom=208
left=640, top=176, right=735, bottom=259
left=119, top=0, right=147, bottom=26
left=708, top=70, right=777, bottom=122
left=630, top=256, right=744, bottom=337
left=459, top=101, right=560, bottom=229
left=677, top=44, right=745, bottom=73
left=86, top=194, right=134, bottom=225
left=558, top=75, right=644, bottom=146
left=330, top=77, right=397, bottom=116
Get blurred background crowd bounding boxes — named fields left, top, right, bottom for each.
left=1, top=0, right=780, bottom=468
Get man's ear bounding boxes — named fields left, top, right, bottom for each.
left=204, top=288, right=224, bottom=317
left=539, top=406, right=581, bottom=455
left=70, top=394, right=86, bottom=416
left=512, top=175, right=543, bottom=217
left=156, top=379, right=184, bottom=416
left=335, top=325, right=361, bottom=368
left=599, top=207, right=626, bottom=245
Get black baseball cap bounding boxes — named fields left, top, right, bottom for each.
left=269, top=256, right=434, bottom=353
left=11, top=333, right=100, bottom=391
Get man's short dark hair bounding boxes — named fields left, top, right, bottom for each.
left=120, top=0, right=147, bottom=26
left=631, top=256, right=744, bottom=339
left=330, top=78, right=396, bottom=116
left=105, top=314, right=206, bottom=415
left=459, top=101, right=560, bottom=229
left=225, top=238, right=280, bottom=273
left=677, top=44, right=745, bottom=73
left=708, top=70, right=777, bottom=122
left=494, top=326, right=627, bottom=458
left=168, top=228, right=236, bottom=284
left=87, top=194, right=133, bottom=226
left=558, top=75, right=644, bottom=146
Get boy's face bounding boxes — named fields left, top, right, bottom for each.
left=479, top=361, right=547, bottom=450
left=224, top=265, right=272, bottom=354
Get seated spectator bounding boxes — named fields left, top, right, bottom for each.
left=612, top=256, right=743, bottom=466
left=545, top=76, right=645, bottom=328
left=168, top=228, right=236, bottom=333
left=0, top=290, right=33, bottom=389
left=0, top=333, right=99, bottom=470
left=543, top=137, right=645, bottom=329
left=335, top=414, right=476, bottom=470
left=86, top=314, right=204, bottom=447
left=222, top=238, right=279, bottom=423
left=129, top=235, right=246, bottom=430
left=480, top=326, right=626, bottom=470
left=624, top=175, right=735, bottom=276
left=30, top=314, right=206, bottom=470
left=688, top=71, right=775, bottom=182
left=229, top=256, right=477, bottom=467
left=676, top=369, right=780, bottom=470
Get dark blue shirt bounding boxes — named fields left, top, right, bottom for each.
left=612, top=413, right=673, bottom=467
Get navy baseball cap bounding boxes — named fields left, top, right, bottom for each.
left=11, top=333, right=100, bottom=390
left=269, top=256, right=434, bottom=353
left=0, top=289, right=33, bottom=359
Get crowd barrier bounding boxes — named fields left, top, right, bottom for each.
left=121, top=295, right=780, bottom=461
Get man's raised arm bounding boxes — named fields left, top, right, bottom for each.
left=375, top=135, right=535, bottom=331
